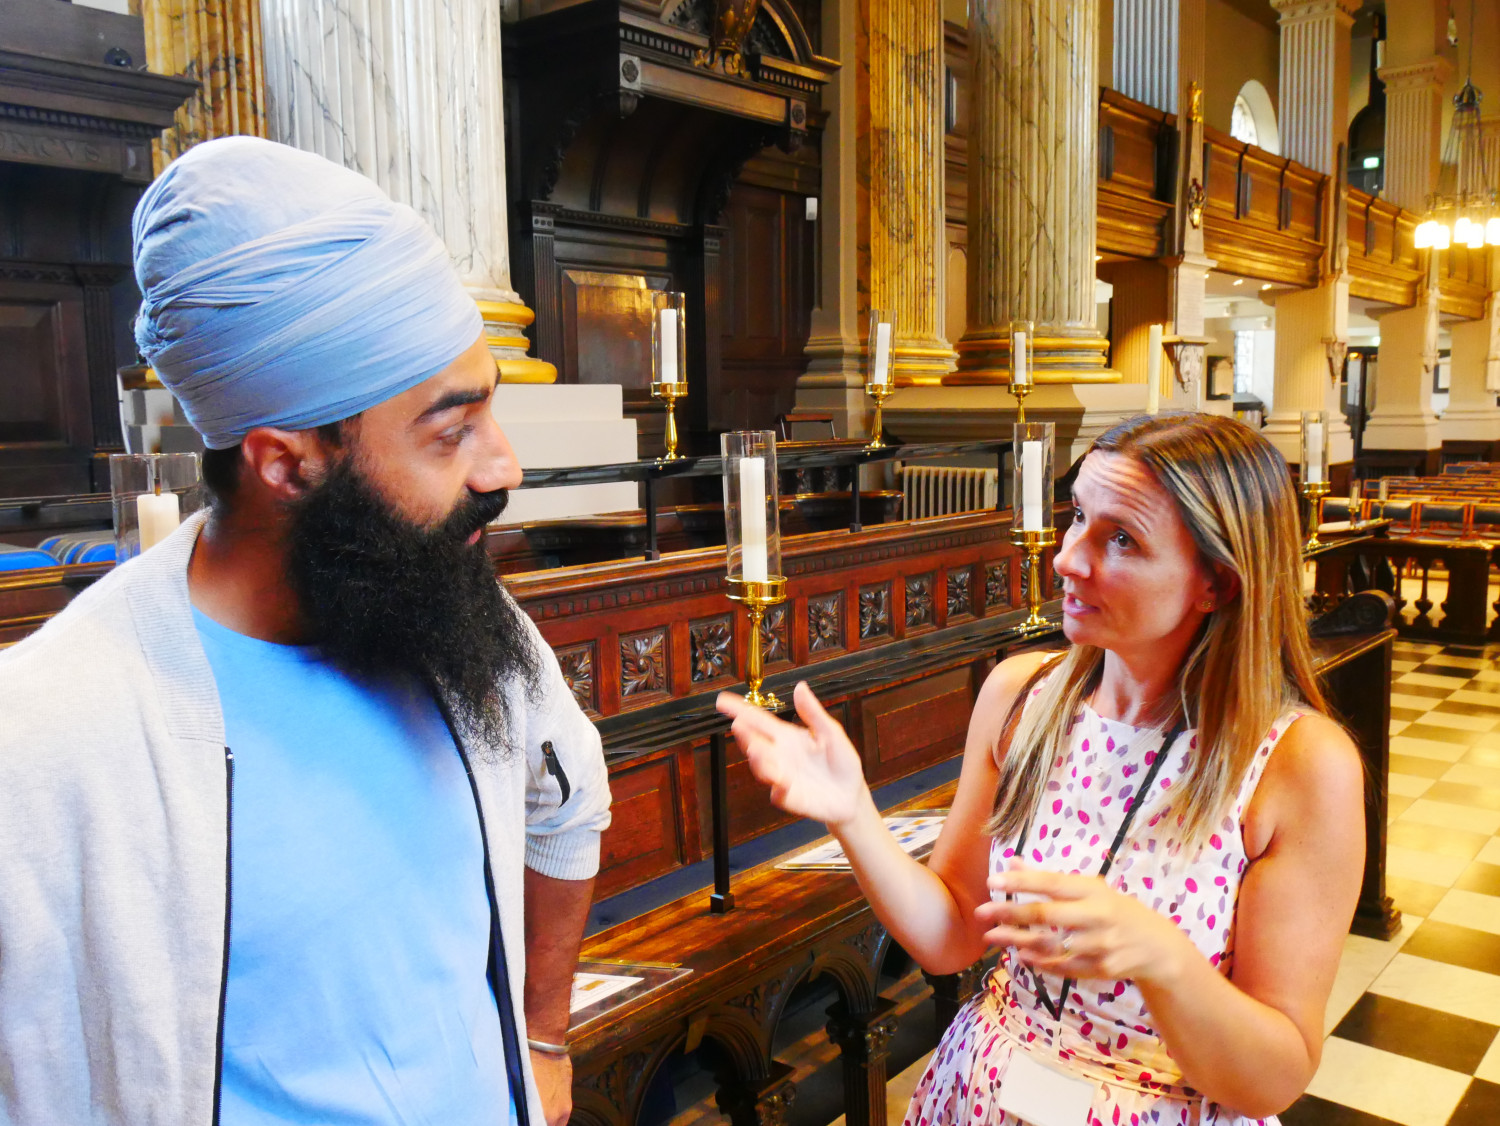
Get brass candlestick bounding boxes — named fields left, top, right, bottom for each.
left=1010, top=380, right=1033, bottom=424
left=651, top=380, right=687, bottom=461
left=727, top=576, right=787, bottom=709
left=865, top=381, right=896, bottom=449
left=1301, top=479, right=1331, bottom=551
left=1010, top=528, right=1058, bottom=631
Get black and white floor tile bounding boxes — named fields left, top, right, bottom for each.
left=866, top=640, right=1500, bottom=1126
left=1281, top=640, right=1500, bottom=1126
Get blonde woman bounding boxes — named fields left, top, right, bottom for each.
left=717, top=414, right=1364, bottom=1126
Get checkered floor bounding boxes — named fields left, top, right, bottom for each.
left=869, top=639, right=1500, bottom=1126
left=1279, top=639, right=1500, bottom=1126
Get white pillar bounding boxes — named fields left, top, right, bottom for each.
left=1363, top=288, right=1442, bottom=454
left=1266, top=281, right=1352, bottom=467
left=1112, top=0, right=1178, bottom=112
left=1379, top=58, right=1452, bottom=212
left=1444, top=294, right=1500, bottom=440
left=260, top=0, right=553, bottom=381
left=1271, top=0, right=1358, bottom=175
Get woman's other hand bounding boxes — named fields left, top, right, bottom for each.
left=976, top=864, right=1198, bottom=988
left=716, top=682, right=867, bottom=829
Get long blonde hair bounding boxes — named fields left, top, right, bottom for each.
left=987, top=413, right=1327, bottom=849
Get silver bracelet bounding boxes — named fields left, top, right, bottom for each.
left=527, top=1037, right=570, bottom=1058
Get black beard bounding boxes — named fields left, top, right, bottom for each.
left=284, top=456, right=541, bottom=756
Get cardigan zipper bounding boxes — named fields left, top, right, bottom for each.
left=212, top=747, right=234, bottom=1126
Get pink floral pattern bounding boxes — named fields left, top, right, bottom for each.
left=902, top=695, right=1306, bottom=1126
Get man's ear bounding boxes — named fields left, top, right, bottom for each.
left=241, top=427, right=333, bottom=502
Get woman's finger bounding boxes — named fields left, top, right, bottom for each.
left=793, top=681, right=843, bottom=740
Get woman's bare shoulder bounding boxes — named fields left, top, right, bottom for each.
left=1247, top=711, right=1363, bottom=858
left=972, top=649, right=1062, bottom=733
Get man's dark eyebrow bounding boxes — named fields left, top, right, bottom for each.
left=413, top=386, right=491, bottom=426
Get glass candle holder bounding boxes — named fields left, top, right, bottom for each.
left=651, top=291, right=687, bottom=385
left=1012, top=422, right=1056, bottom=534
left=1300, top=410, right=1329, bottom=486
left=867, top=309, right=894, bottom=387
left=1009, top=319, right=1034, bottom=389
left=721, top=430, right=783, bottom=583
left=110, top=452, right=203, bottom=561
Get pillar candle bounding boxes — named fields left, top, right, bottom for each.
left=871, top=322, right=892, bottom=385
left=1021, top=441, right=1043, bottom=532
left=658, top=308, right=680, bottom=383
left=1011, top=330, right=1030, bottom=388
left=1305, top=422, right=1325, bottom=483
left=738, top=456, right=769, bottom=582
left=1146, top=324, right=1163, bottom=415
left=136, top=491, right=180, bottom=551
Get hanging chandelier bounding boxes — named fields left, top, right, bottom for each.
left=1413, top=0, right=1498, bottom=250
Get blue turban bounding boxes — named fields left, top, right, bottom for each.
left=132, top=136, right=483, bottom=450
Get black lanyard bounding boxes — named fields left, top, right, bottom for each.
left=1009, top=717, right=1187, bottom=1022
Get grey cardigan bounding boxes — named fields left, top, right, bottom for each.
left=0, top=513, right=612, bottom=1126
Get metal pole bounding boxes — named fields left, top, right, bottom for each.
left=645, top=474, right=660, bottom=562
left=709, top=731, right=734, bottom=913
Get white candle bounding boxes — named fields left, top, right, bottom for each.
left=1146, top=324, right=1163, bottom=414
left=871, top=322, right=892, bottom=385
left=658, top=308, right=680, bottom=383
left=738, top=456, right=769, bottom=582
left=1012, top=330, right=1030, bottom=388
left=1021, top=441, right=1043, bottom=532
left=135, top=491, right=180, bottom=551
left=1305, top=422, right=1325, bottom=483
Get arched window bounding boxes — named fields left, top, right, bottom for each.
left=1230, top=80, right=1280, bottom=155
left=1231, top=96, right=1259, bottom=147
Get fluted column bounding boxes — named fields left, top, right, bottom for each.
left=1364, top=284, right=1442, bottom=457
left=1265, top=282, right=1352, bottom=466
left=1273, top=0, right=1359, bottom=175
left=1380, top=58, right=1451, bottom=212
left=863, top=0, right=956, bottom=383
left=1113, top=0, right=1178, bottom=112
left=142, top=0, right=267, bottom=171
left=952, top=0, right=1111, bottom=384
left=260, top=0, right=553, bottom=382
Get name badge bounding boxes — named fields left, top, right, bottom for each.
left=996, top=1048, right=1100, bottom=1126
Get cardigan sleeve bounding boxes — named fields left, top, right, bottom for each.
left=516, top=610, right=613, bottom=881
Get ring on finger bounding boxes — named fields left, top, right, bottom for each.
left=1059, top=930, right=1074, bottom=955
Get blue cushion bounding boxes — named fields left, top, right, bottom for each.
left=0, top=544, right=61, bottom=572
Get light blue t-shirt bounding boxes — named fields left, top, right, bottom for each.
left=194, top=608, right=515, bottom=1126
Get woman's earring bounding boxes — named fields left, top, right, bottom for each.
left=1199, top=600, right=1214, bottom=612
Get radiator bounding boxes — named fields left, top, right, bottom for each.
left=899, top=465, right=999, bottom=520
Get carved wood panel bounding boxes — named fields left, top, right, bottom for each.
left=689, top=613, right=735, bottom=684
left=859, top=581, right=892, bottom=641
left=807, top=590, right=845, bottom=653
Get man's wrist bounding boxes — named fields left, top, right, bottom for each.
left=527, top=1036, right=571, bottom=1058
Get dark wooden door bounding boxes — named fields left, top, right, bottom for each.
left=716, top=182, right=815, bottom=433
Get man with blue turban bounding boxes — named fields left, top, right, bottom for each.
left=0, top=136, right=611, bottom=1126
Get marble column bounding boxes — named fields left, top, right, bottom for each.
left=142, top=0, right=267, bottom=172
left=796, top=0, right=868, bottom=437
left=1379, top=58, right=1451, bottom=212
left=1364, top=286, right=1442, bottom=456
left=863, top=0, right=957, bottom=383
left=260, top=0, right=553, bottom=382
left=1272, top=0, right=1359, bottom=176
left=1443, top=292, right=1500, bottom=441
left=952, top=0, right=1111, bottom=384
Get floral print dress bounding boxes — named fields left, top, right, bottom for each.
left=902, top=696, right=1307, bottom=1126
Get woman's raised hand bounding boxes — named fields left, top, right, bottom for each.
left=716, top=682, right=869, bottom=829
